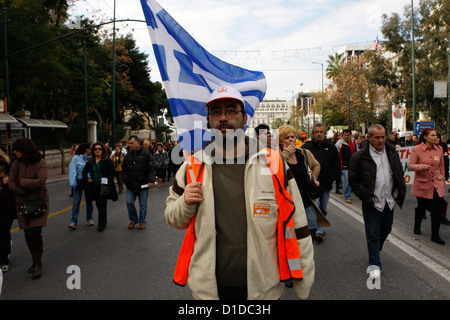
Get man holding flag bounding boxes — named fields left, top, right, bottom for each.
left=140, top=0, right=314, bottom=300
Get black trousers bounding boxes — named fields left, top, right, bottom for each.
left=90, top=185, right=108, bottom=228
left=0, top=210, right=14, bottom=265
left=416, top=188, right=443, bottom=238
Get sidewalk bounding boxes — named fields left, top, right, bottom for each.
left=47, top=165, right=69, bottom=185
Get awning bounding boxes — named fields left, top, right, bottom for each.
left=0, top=113, right=19, bottom=124
left=16, top=118, right=68, bottom=128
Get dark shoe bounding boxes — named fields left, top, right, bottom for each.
left=32, top=263, right=42, bottom=279
left=97, top=226, right=105, bottom=232
left=442, top=217, right=450, bottom=225
left=335, top=190, right=342, bottom=194
left=315, top=233, right=323, bottom=243
left=431, top=236, right=445, bottom=245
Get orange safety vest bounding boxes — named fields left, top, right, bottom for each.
left=172, top=148, right=303, bottom=287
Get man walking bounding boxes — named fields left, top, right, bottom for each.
left=122, top=136, right=156, bottom=230
left=302, top=122, right=340, bottom=242
left=349, top=124, right=406, bottom=280
left=335, top=128, right=357, bottom=203
left=165, top=86, right=314, bottom=300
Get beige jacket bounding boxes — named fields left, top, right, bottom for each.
left=165, top=147, right=315, bottom=300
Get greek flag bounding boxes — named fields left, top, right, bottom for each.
left=140, top=0, right=267, bottom=152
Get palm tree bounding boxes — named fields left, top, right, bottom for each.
left=326, top=52, right=346, bottom=79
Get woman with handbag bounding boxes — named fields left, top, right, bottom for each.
left=82, top=142, right=118, bottom=231
left=7, top=138, right=48, bottom=279
left=0, top=149, right=16, bottom=273
left=278, top=125, right=329, bottom=242
left=408, top=128, right=446, bottom=245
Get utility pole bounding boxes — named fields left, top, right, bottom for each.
left=411, top=0, right=417, bottom=124
left=111, top=0, right=116, bottom=144
left=2, top=3, right=10, bottom=113
left=447, top=34, right=450, bottom=139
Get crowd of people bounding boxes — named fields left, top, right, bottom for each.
left=0, top=89, right=449, bottom=300
left=0, top=136, right=182, bottom=279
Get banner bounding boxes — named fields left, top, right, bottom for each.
left=392, top=105, right=406, bottom=132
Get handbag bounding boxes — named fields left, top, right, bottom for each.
left=19, top=195, right=46, bottom=219
left=100, top=183, right=111, bottom=197
left=302, top=149, right=321, bottom=199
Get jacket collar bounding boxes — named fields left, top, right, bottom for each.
left=418, top=142, right=438, bottom=151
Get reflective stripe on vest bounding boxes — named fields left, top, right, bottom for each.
left=172, top=149, right=303, bottom=286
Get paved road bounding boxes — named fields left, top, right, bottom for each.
left=1, top=173, right=449, bottom=301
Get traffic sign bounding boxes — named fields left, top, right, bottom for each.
left=414, top=121, right=435, bottom=136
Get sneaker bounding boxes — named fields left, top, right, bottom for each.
left=68, top=222, right=77, bottom=230
left=1, top=264, right=9, bottom=272
left=366, top=265, right=381, bottom=278
left=87, top=220, right=94, bottom=226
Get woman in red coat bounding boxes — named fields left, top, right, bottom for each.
left=408, top=129, right=446, bottom=244
left=7, top=138, right=49, bottom=278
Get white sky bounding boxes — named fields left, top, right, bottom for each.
left=68, top=0, right=412, bottom=101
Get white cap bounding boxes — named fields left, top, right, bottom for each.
left=205, top=86, right=245, bottom=107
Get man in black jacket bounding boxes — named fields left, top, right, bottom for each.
left=122, top=136, right=156, bottom=230
left=302, top=122, right=340, bottom=242
left=348, top=124, right=406, bottom=281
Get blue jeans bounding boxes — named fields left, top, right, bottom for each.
left=126, top=188, right=149, bottom=224
left=362, top=203, right=394, bottom=269
left=71, top=186, right=93, bottom=224
left=341, top=169, right=352, bottom=200
left=304, top=204, right=318, bottom=230
left=315, top=190, right=330, bottom=235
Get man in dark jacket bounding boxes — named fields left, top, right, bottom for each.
left=348, top=124, right=406, bottom=281
left=302, top=122, right=340, bottom=242
left=122, top=135, right=156, bottom=230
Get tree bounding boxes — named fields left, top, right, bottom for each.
left=381, top=0, right=450, bottom=134
left=326, top=52, right=345, bottom=80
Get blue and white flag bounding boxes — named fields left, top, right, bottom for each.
left=140, top=0, right=267, bottom=152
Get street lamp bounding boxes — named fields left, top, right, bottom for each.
left=312, top=61, right=324, bottom=123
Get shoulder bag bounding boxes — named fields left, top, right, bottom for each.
left=301, top=149, right=321, bottom=199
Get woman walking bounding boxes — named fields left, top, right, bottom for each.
left=68, top=143, right=93, bottom=230
left=408, top=128, right=446, bottom=245
left=82, top=142, right=118, bottom=231
left=0, top=150, right=15, bottom=272
left=154, top=143, right=169, bottom=188
left=7, top=138, right=49, bottom=279
left=111, top=145, right=124, bottom=194
left=278, top=125, right=329, bottom=242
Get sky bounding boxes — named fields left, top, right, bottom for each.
left=67, top=0, right=413, bottom=101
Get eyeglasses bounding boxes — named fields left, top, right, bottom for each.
left=208, top=109, right=241, bottom=120
left=93, top=147, right=102, bottom=151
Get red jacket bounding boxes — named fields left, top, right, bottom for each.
left=408, top=142, right=446, bottom=199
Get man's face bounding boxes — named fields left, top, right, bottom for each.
left=343, top=132, right=351, bottom=142
left=406, top=134, right=412, bottom=141
left=128, top=138, right=140, bottom=151
left=369, top=128, right=386, bottom=152
left=313, top=126, right=325, bottom=143
left=207, top=98, right=247, bottom=135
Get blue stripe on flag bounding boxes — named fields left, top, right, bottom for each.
left=168, top=99, right=207, bottom=118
